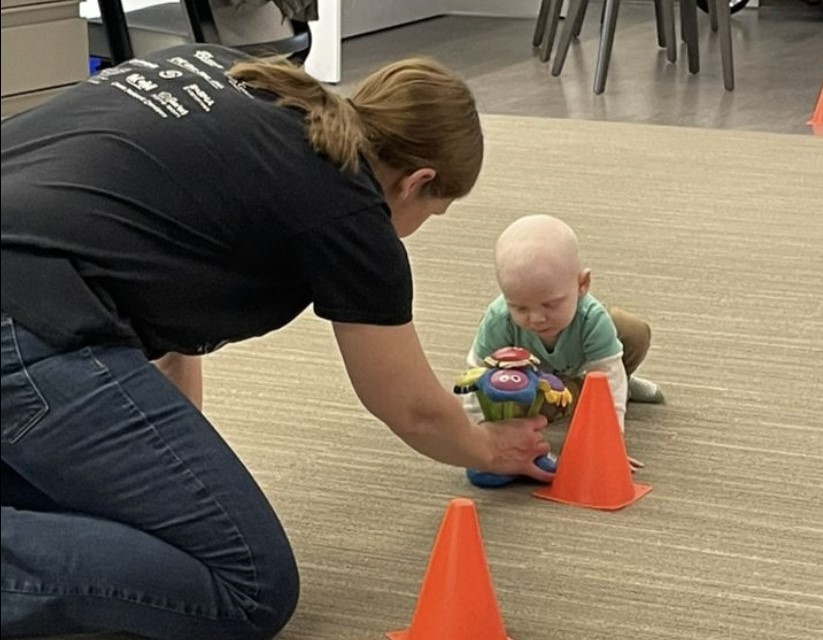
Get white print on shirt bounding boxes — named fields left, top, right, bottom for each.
left=224, top=74, right=253, bottom=98
left=110, top=82, right=168, bottom=118
left=125, top=73, right=159, bottom=92
left=130, top=59, right=160, bottom=69
left=182, top=84, right=215, bottom=112
left=159, top=70, right=183, bottom=79
left=151, top=91, right=190, bottom=118
left=167, top=56, right=224, bottom=90
left=195, top=340, right=229, bottom=354
left=193, top=50, right=225, bottom=70
left=87, top=65, right=133, bottom=85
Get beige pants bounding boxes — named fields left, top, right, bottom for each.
left=542, top=307, right=651, bottom=421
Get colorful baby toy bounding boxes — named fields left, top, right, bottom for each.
left=454, top=346, right=573, bottom=487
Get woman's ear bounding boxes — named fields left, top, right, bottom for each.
left=397, top=168, right=436, bottom=200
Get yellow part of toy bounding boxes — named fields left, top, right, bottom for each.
left=453, top=367, right=488, bottom=394
left=538, top=379, right=573, bottom=408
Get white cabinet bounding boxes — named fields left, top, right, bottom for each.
left=1, top=0, right=89, bottom=117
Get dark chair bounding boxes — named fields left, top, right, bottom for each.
left=532, top=0, right=564, bottom=63
left=535, top=0, right=732, bottom=94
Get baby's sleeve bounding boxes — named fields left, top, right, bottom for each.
left=584, top=354, right=627, bottom=432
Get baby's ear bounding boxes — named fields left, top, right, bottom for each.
left=578, top=268, right=592, bottom=295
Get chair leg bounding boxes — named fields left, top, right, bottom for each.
left=539, top=0, right=563, bottom=63
left=660, top=0, right=676, bottom=63
left=715, top=0, right=734, bottom=90
left=680, top=0, right=700, bottom=73
left=533, top=0, right=551, bottom=47
left=551, top=0, right=588, bottom=76
left=708, top=0, right=719, bottom=32
left=652, top=0, right=666, bottom=47
left=572, top=0, right=590, bottom=37
left=593, top=0, right=620, bottom=94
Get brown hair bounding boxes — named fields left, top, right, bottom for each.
left=228, top=56, right=483, bottom=199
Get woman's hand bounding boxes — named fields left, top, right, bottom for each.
left=476, top=415, right=554, bottom=482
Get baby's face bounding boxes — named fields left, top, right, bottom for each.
left=502, top=271, right=584, bottom=342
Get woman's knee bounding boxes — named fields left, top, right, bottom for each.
left=209, top=515, right=299, bottom=639
left=246, top=544, right=300, bottom=639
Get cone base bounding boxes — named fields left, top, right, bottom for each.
left=388, top=631, right=513, bottom=640
left=386, top=498, right=513, bottom=640
left=532, top=482, right=652, bottom=511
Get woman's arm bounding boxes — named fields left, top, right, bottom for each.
left=153, top=352, right=203, bottom=411
left=332, top=321, right=552, bottom=480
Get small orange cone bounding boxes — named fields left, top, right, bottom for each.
left=533, top=372, right=651, bottom=510
left=808, top=83, right=823, bottom=136
left=386, top=498, right=512, bottom=640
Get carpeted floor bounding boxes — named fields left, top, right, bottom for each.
left=47, top=115, right=823, bottom=639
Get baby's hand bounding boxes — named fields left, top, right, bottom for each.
left=628, top=456, right=645, bottom=472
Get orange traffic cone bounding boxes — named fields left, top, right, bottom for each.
left=808, top=84, right=823, bottom=136
left=386, top=498, right=512, bottom=640
left=533, top=372, right=651, bottom=510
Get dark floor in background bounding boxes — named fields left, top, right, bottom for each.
left=337, top=1, right=823, bottom=135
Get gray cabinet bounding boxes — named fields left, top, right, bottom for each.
left=1, top=0, right=88, bottom=117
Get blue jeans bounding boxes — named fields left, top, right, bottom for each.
left=0, top=315, right=299, bottom=639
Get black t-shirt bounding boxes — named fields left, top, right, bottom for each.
left=1, top=44, right=412, bottom=358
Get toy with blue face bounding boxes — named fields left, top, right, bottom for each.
left=454, top=346, right=572, bottom=421
left=454, top=346, right=572, bottom=488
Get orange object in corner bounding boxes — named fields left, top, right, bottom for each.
left=808, top=83, right=823, bottom=136
left=533, top=372, right=651, bottom=510
left=386, top=498, right=512, bottom=640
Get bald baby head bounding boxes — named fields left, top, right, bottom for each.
left=494, top=215, right=591, bottom=341
left=495, top=215, right=582, bottom=290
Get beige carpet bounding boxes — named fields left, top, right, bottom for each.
left=59, top=116, right=823, bottom=639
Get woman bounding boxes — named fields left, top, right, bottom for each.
left=0, top=43, right=552, bottom=638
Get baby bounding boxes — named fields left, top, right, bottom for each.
left=463, top=214, right=664, bottom=487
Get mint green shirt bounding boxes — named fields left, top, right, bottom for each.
left=470, top=293, right=622, bottom=376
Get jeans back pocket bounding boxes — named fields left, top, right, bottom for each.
left=1, top=319, right=49, bottom=444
